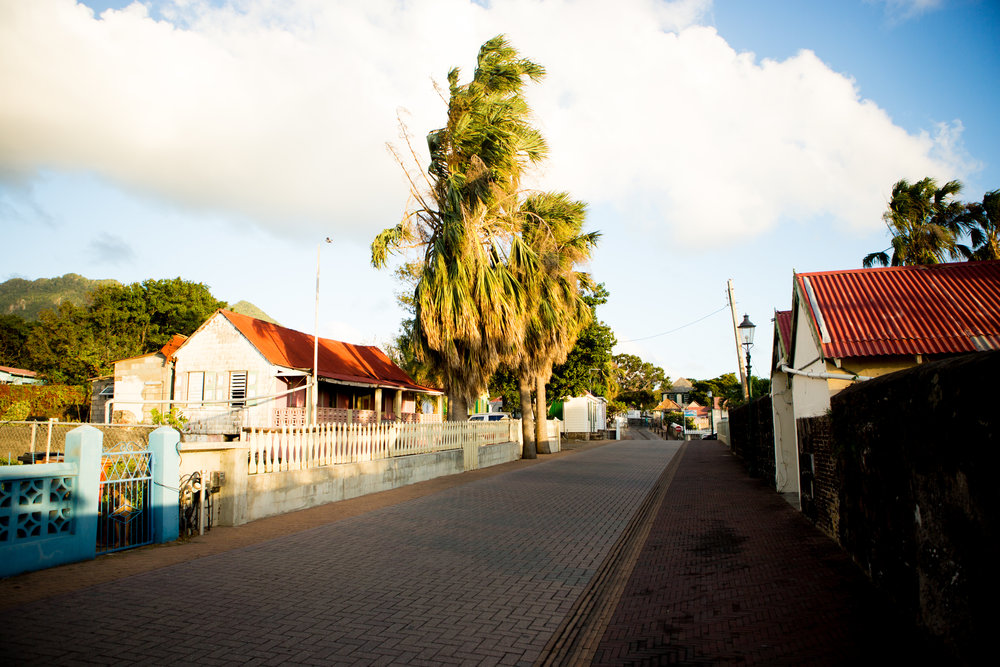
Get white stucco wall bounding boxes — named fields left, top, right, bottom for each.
left=790, top=297, right=833, bottom=419
left=770, top=369, right=799, bottom=494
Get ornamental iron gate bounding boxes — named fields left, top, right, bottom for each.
left=97, top=442, right=153, bottom=554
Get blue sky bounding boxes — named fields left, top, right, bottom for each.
left=1, top=0, right=997, bottom=384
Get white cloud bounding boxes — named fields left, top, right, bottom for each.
left=88, top=232, right=136, bottom=265
left=0, top=0, right=973, bottom=249
left=867, top=0, right=945, bottom=22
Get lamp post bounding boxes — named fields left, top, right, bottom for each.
left=312, top=237, right=332, bottom=426
left=707, top=390, right=713, bottom=434
left=738, top=314, right=756, bottom=399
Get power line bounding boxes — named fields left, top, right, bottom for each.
left=619, top=305, right=730, bottom=343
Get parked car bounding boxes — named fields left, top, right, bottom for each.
left=468, top=413, right=510, bottom=422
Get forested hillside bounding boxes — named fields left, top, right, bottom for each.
left=0, top=273, right=119, bottom=320
left=0, top=275, right=276, bottom=385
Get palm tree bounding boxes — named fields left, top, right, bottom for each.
left=371, top=36, right=546, bottom=419
left=514, top=193, right=598, bottom=456
left=960, top=189, right=1000, bottom=261
left=863, top=178, right=966, bottom=268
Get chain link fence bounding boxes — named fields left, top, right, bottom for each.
left=0, top=421, right=157, bottom=464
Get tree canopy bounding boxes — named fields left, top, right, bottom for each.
left=546, top=284, right=617, bottom=403
left=3, top=278, right=226, bottom=385
left=863, top=177, right=1000, bottom=267
left=960, top=188, right=1000, bottom=261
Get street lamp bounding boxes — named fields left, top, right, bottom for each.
left=312, top=237, right=332, bottom=426
left=738, top=314, right=756, bottom=399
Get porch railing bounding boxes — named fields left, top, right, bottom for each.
left=272, top=407, right=442, bottom=428
left=245, top=420, right=516, bottom=475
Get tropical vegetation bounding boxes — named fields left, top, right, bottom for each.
left=0, top=278, right=226, bottom=387
left=864, top=178, right=1000, bottom=267
left=371, top=35, right=598, bottom=459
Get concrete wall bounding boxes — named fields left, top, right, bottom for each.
left=179, top=438, right=523, bottom=527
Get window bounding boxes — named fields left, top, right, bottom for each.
left=187, top=372, right=204, bottom=403
left=230, top=371, right=247, bottom=408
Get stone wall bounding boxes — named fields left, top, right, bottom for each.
left=795, top=414, right=837, bottom=537
left=727, top=395, right=775, bottom=483
left=826, top=350, right=999, bottom=663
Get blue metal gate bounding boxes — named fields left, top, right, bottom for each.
left=97, top=442, right=153, bottom=554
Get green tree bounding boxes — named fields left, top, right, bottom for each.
left=89, top=278, right=225, bottom=359
left=546, top=284, right=617, bottom=404
left=372, top=36, right=548, bottom=420
left=691, top=374, right=742, bottom=407
left=864, top=177, right=966, bottom=268
left=613, top=353, right=666, bottom=410
left=960, top=188, right=1000, bottom=261
left=25, top=301, right=99, bottom=384
left=0, top=314, right=37, bottom=369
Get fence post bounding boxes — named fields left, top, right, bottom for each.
left=149, top=426, right=180, bottom=544
left=65, top=424, right=102, bottom=565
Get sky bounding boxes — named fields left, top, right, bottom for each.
left=2, top=0, right=998, bottom=385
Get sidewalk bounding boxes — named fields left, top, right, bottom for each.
left=0, top=431, right=934, bottom=665
left=591, top=438, right=940, bottom=666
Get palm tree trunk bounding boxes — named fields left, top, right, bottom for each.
left=535, top=373, right=550, bottom=454
left=519, top=376, right=537, bottom=459
left=448, top=391, right=468, bottom=423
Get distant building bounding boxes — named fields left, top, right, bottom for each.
left=0, top=365, right=43, bottom=385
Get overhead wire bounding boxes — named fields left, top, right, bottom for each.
left=618, top=304, right=730, bottom=343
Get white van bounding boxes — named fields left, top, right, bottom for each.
left=468, top=412, right=510, bottom=422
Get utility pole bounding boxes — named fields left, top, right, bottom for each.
left=727, top=279, right=749, bottom=400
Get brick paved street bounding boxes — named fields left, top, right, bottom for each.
left=1, top=431, right=938, bottom=666
left=1, top=439, right=679, bottom=666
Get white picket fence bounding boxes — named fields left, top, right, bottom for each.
left=244, top=420, right=518, bottom=474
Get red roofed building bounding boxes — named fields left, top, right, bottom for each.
left=770, top=260, right=1000, bottom=500
left=172, top=310, right=442, bottom=436
left=0, top=365, right=42, bottom=385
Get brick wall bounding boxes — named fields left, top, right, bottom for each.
left=727, top=395, right=774, bottom=483
left=796, top=414, right=838, bottom=538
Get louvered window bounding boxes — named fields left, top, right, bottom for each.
left=230, top=371, right=247, bottom=407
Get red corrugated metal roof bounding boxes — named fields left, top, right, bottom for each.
left=160, top=334, right=187, bottom=361
left=775, top=310, right=792, bottom=358
left=220, top=310, right=441, bottom=394
left=795, top=261, right=1000, bottom=359
left=0, top=365, right=37, bottom=377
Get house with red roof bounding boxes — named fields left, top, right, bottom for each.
left=770, top=260, right=1000, bottom=500
left=171, top=310, right=443, bottom=436
left=0, top=365, right=43, bottom=385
